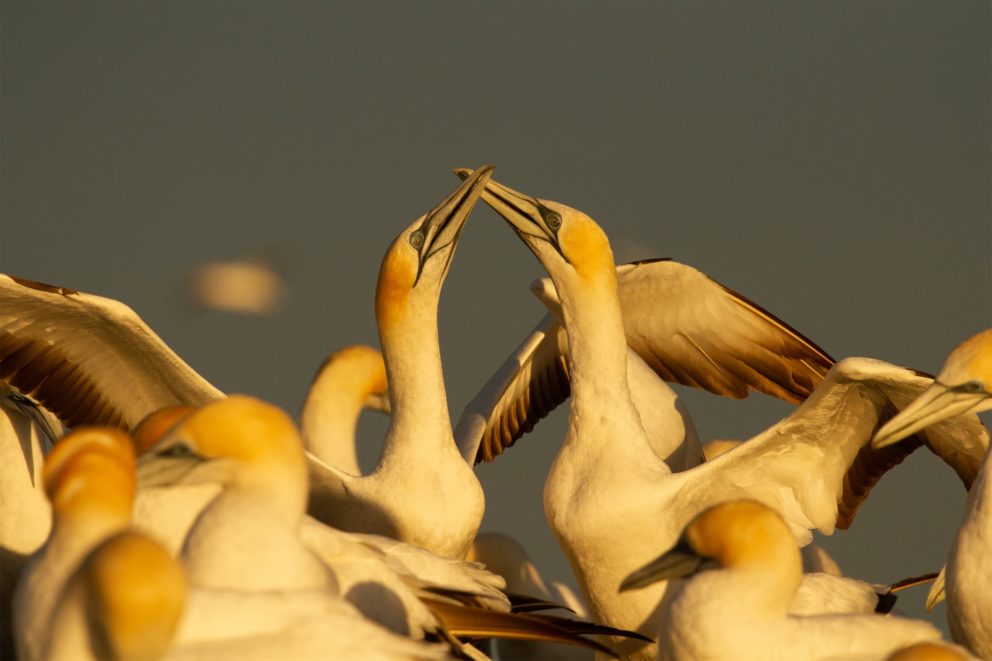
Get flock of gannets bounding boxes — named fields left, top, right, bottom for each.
left=0, top=164, right=989, bottom=660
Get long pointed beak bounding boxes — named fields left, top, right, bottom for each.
left=454, top=168, right=566, bottom=260
left=619, top=539, right=704, bottom=592
left=872, top=383, right=990, bottom=449
left=412, top=165, right=493, bottom=286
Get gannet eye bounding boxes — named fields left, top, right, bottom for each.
left=159, top=442, right=197, bottom=459
left=546, top=212, right=562, bottom=231
left=409, top=231, right=425, bottom=250
left=959, top=380, right=985, bottom=394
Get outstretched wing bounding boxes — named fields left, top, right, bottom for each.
left=617, top=259, right=833, bottom=403
left=0, top=274, right=222, bottom=429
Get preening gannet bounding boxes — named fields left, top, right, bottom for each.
left=619, top=500, right=943, bottom=661
left=470, top=173, right=989, bottom=659
left=873, top=329, right=992, bottom=659
left=13, top=427, right=137, bottom=660
left=300, top=344, right=389, bottom=475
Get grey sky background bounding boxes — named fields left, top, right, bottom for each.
left=2, top=1, right=989, bottom=633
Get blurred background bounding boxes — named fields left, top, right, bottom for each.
left=2, top=0, right=989, bottom=634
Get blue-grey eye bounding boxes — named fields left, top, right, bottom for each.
left=959, top=380, right=985, bottom=394
left=409, top=231, right=425, bottom=249
left=546, top=212, right=562, bottom=231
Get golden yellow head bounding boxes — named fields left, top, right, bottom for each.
left=937, top=328, right=992, bottom=393
left=84, top=531, right=187, bottom=660
left=314, top=345, right=388, bottom=401
left=44, top=428, right=136, bottom=518
left=160, top=395, right=304, bottom=470
left=685, top=500, right=793, bottom=569
left=886, top=642, right=969, bottom=661
left=132, top=406, right=196, bottom=456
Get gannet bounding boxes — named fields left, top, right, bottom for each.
left=0, top=166, right=492, bottom=559
left=620, top=500, right=943, bottom=660
left=873, top=329, right=992, bottom=659
left=300, top=344, right=389, bottom=475
left=470, top=172, right=989, bottom=659
left=44, top=531, right=187, bottom=660
left=13, top=426, right=137, bottom=660
left=138, top=396, right=630, bottom=656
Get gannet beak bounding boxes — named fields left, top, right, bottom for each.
left=411, top=164, right=493, bottom=286
left=619, top=538, right=704, bottom=592
left=454, top=168, right=567, bottom=262
left=872, top=382, right=990, bottom=449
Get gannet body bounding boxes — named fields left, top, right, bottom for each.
left=472, top=173, right=988, bottom=659
left=620, top=501, right=943, bottom=660
left=0, top=390, right=55, bottom=658
left=873, top=329, right=992, bottom=659
left=300, top=344, right=389, bottom=475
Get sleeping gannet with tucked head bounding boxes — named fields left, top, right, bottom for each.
left=620, top=500, right=942, bottom=660
left=873, top=329, right=992, bottom=659
left=466, top=171, right=988, bottom=659
left=300, top=345, right=389, bottom=475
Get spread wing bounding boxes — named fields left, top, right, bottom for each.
left=617, top=259, right=833, bottom=403
left=455, top=315, right=570, bottom=463
left=0, top=274, right=223, bottom=429
left=458, top=260, right=834, bottom=464
left=680, top=358, right=989, bottom=542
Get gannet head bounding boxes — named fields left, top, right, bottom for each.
left=873, top=328, right=992, bottom=449
left=138, top=396, right=308, bottom=498
left=44, top=428, right=136, bottom=525
left=620, top=500, right=799, bottom=592
left=455, top=169, right=617, bottom=289
left=80, top=531, right=187, bottom=660
left=309, top=345, right=390, bottom=413
left=375, top=165, right=493, bottom=332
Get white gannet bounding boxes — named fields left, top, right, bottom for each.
left=13, top=426, right=137, bottom=660
left=44, top=530, right=187, bottom=661
left=469, top=173, right=989, bottom=659
left=137, top=396, right=626, bottom=656
left=873, top=328, right=992, bottom=659
left=303, top=166, right=492, bottom=559
left=0, top=166, right=493, bottom=560
left=300, top=344, right=389, bottom=475
left=453, top=245, right=835, bottom=467
left=619, top=500, right=943, bottom=660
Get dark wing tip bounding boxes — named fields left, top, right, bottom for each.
left=8, top=275, right=79, bottom=296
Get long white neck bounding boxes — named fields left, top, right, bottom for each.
left=301, top=376, right=365, bottom=475
left=377, top=296, right=455, bottom=465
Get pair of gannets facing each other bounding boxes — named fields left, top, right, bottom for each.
left=0, top=165, right=494, bottom=560
left=462, top=171, right=989, bottom=659
left=16, top=424, right=452, bottom=660
left=619, top=500, right=971, bottom=661
left=136, top=396, right=636, bottom=657
left=873, top=329, right=992, bottom=660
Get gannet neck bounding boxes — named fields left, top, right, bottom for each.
left=377, top=290, right=455, bottom=463
left=301, top=346, right=387, bottom=474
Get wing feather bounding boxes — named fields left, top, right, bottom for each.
left=0, top=274, right=223, bottom=429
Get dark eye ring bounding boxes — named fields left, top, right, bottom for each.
left=160, top=442, right=196, bottom=459
left=409, top=231, right=425, bottom=249
left=546, top=213, right=562, bottom=231
left=960, top=380, right=985, bottom=394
